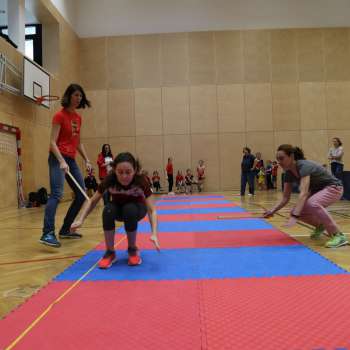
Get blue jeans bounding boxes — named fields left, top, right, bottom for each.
left=241, top=171, right=255, bottom=195
left=42, top=153, right=86, bottom=234
left=331, top=162, right=344, bottom=182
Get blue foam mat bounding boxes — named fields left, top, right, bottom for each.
left=156, top=200, right=231, bottom=206
left=157, top=207, right=245, bottom=214
left=119, top=218, right=272, bottom=233
left=54, top=245, right=347, bottom=282
left=158, top=195, right=223, bottom=201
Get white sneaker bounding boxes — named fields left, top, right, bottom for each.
left=248, top=193, right=253, bottom=196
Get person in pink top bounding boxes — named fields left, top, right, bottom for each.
left=264, top=144, right=347, bottom=248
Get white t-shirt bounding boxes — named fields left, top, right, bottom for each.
left=328, top=146, right=344, bottom=164
left=104, top=157, right=113, bottom=172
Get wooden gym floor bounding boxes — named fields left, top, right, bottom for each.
left=1, top=190, right=350, bottom=319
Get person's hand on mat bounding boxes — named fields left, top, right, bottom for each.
left=60, top=160, right=69, bottom=173
left=263, top=210, right=274, bottom=218
left=150, top=234, right=160, bottom=252
left=283, top=216, right=297, bottom=228
left=71, top=219, right=83, bottom=232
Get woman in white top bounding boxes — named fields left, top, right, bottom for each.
left=328, top=137, right=344, bottom=180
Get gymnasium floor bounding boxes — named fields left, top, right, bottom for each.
left=1, top=191, right=350, bottom=349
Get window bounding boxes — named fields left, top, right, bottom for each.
left=0, top=24, right=42, bottom=66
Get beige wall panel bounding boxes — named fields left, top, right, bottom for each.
left=272, top=83, right=300, bottom=130
left=326, top=82, right=350, bottom=130
left=190, top=85, right=218, bottom=134
left=189, top=32, right=215, bottom=85
left=43, top=23, right=59, bottom=75
left=271, top=30, right=297, bottom=82
left=217, top=84, right=245, bottom=132
left=82, top=137, right=109, bottom=171
left=108, top=89, right=135, bottom=137
left=33, top=125, right=50, bottom=189
left=13, top=97, right=35, bottom=124
left=60, top=26, right=80, bottom=84
left=35, top=106, right=51, bottom=127
left=0, top=112, right=13, bottom=125
left=107, top=36, right=133, bottom=89
left=80, top=90, right=108, bottom=139
left=219, top=133, right=246, bottom=190
left=296, top=29, right=325, bottom=82
left=162, top=87, right=190, bottom=135
left=327, top=131, right=350, bottom=169
left=245, top=84, right=273, bottom=131
left=191, top=134, right=220, bottom=191
left=274, top=131, right=302, bottom=150
left=136, top=136, right=163, bottom=177
left=243, top=30, right=271, bottom=83
left=214, top=31, right=244, bottom=84
left=0, top=93, right=16, bottom=117
left=301, top=130, right=329, bottom=164
left=246, top=132, right=275, bottom=162
left=161, top=33, right=189, bottom=86
left=80, top=38, right=107, bottom=90
left=134, top=88, right=162, bottom=136
left=324, top=28, right=350, bottom=81
left=133, top=35, right=161, bottom=88
left=299, top=82, right=327, bottom=130
left=163, top=134, right=191, bottom=175
left=108, top=137, right=136, bottom=156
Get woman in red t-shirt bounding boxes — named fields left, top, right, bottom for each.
left=97, top=144, right=114, bottom=204
left=166, top=157, right=174, bottom=194
left=39, top=84, right=91, bottom=248
left=71, top=152, right=160, bottom=268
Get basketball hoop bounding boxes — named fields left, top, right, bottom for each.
left=35, top=95, right=60, bottom=105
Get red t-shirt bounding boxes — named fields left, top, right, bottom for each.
left=272, top=165, right=278, bottom=176
left=197, top=166, right=205, bottom=180
left=52, top=108, right=81, bottom=158
left=176, top=174, right=184, bottom=184
left=166, top=163, right=173, bottom=175
left=152, top=175, right=160, bottom=183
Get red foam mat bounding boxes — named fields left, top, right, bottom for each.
left=142, top=212, right=252, bottom=222
left=0, top=281, right=202, bottom=350
left=155, top=203, right=236, bottom=210
left=3, top=276, right=350, bottom=349
left=95, top=229, right=299, bottom=250
left=0, top=281, right=73, bottom=350
left=199, top=275, right=350, bottom=349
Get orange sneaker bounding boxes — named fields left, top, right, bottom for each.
left=127, top=247, right=142, bottom=266
left=98, top=250, right=116, bottom=269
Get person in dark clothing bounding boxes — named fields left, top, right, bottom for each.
left=240, top=147, right=256, bottom=196
left=84, top=169, right=98, bottom=196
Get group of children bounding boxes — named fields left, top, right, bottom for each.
left=144, top=160, right=206, bottom=195
left=256, top=160, right=279, bottom=190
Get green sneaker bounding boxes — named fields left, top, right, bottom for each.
left=310, top=224, right=325, bottom=239
left=325, top=233, right=348, bottom=248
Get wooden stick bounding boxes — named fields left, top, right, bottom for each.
left=66, top=170, right=90, bottom=201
